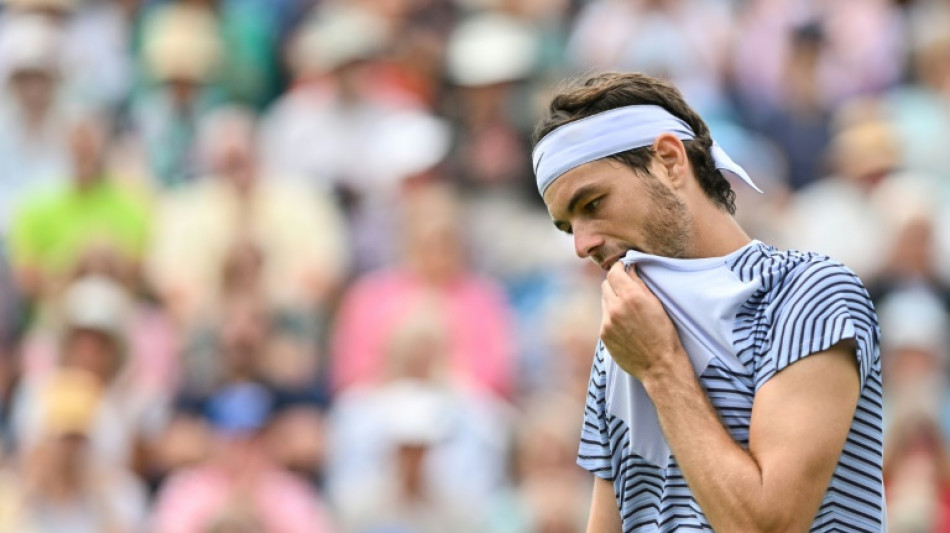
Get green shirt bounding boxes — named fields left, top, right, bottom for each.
left=9, top=179, right=151, bottom=277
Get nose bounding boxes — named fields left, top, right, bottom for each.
left=573, top=227, right=603, bottom=259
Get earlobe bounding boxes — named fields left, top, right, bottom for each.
left=653, top=133, right=688, bottom=190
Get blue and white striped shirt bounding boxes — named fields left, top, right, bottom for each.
left=578, top=241, right=884, bottom=532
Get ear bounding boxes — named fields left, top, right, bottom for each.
left=652, top=133, right=689, bottom=190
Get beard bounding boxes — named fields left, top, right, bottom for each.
left=640, top=172, right=693, bottom=258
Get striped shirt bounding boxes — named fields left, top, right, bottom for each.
left=578, top=241, right=884, bottom=532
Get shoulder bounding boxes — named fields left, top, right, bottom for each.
left=765, top=252, right=873, bottom=315
left=13, top=187, right=64, bottom=218
left=739, top=243, right=870, bottom=303
left=750, top=247, right=881, bottom=389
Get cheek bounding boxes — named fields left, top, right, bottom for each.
left=598, top=203, right=648, bottom=242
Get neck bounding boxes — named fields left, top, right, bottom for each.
left=687, top=198, right=751, bottom=258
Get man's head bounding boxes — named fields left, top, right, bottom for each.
left=59, top=275, right=129, bottom=383
left=534, top=73, right=741, bottom=266
left=37, top=368, right=102, bottom=473
left=68, top=112, right=110, bottom=187
left=0, top=14, right=62, bottom=119
left=198, top=106, right=258, bottom=191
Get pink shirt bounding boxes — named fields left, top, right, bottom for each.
left=150, top=465, right=336, bottom=533
left=330, top=269, right=515, bottom=397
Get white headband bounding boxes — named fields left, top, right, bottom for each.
left=532, top=105, right=762, bottom=196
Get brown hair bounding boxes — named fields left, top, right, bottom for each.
left=533, top=72, right=736, bottom=214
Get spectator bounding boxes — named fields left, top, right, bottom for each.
left=129, top=2, right=223, bottom=187
left=878, top=287, right=950, bottom=439
left=748, top=22, right=833, bottom=191
left=0, top=14, right=70, bottom=240
left=484, top=394, right=589, bottom=533
left=567, top=0, right=733, bottom=112
left=8, top=111, right=150, bottom=300
left=259, top=3, right=414, bottom=192
left=332, top=377, right=483, bottom=533
left=260, top=3, right=449, bottom=271
left=2, top=0, right=137, bottom=110
left=522, top=288, right=602, bottom=398
left=150, top=381, right=337, bottom=533
left=147, top=106, right=349, bottom=322
left=889, top=32, right=950, bottom=182
left=136, top=0, right=281, bottom=109
left=0, top=368, right=148, bottom=533
left=445, top=11, right=539, bottom=189
left=328, top=301, right=513, bottom=514
left=330, top=182, right=516, bottom=397
left=884, top=414, right=950, bottom=533
left=866, top=174, right=950, bottom=304
left=11, top=275, right=163, bottom=467
left=781, top=101, right=901, bottom=280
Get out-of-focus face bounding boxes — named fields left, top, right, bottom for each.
left=62, top=329, right=120, bottom=383
left=52, top=432, right=88, bottom=470
left=890, top=217, right=934, bottom=277
left=220, top=298, right=268, bottom=377
left=68, top=119, right=107, bottom=186
left=8, top=68, right=55, bottom=117
left=202, top=112, right=258, bottom=191
left=544, top=157, right=693, bottom=269
left=215, top=134, right=255, bottom=190
left=406, top=218, right=463, bottom=282
left=167, top=78, right=199, bottom=108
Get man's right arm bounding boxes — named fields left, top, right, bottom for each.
left=587, top=476, right=622, bottom=533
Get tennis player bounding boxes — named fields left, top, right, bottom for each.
left=533, top=72, right=883, bottom=532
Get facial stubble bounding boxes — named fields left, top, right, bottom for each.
left=640, top=173, right=693, bottom=259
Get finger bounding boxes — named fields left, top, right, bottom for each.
left=601, top=279, right=619, bottom=304
left=607, top=261, right=640, bottom=295
left=600, top=281, right=615, bottom=336
left=623, top=264, right=650, bottom=290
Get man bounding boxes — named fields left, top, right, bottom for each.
left=0, top=368, right=147, bottom=533
left=532, top=72, right=883, bottom=531
left=8, top=112, right=150, bottom=300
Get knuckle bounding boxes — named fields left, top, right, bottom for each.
left=608, top=301, right=622, bottom=317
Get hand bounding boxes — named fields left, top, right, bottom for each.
left=600, top=262, right=687, bottom=381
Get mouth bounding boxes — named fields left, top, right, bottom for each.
left=599, top=253, right=624, bottom=271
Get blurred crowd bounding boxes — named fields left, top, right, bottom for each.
left=0, top=0, right=946, bottom=531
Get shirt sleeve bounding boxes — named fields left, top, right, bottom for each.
left=755, top=258, right=881, bottom=392
left=577, top=341, right=615, bottom=480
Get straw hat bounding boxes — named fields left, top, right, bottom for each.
left=142, top=5, right=222, bottom=83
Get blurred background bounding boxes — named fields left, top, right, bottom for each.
left=0, top=0, right=944, bottom=531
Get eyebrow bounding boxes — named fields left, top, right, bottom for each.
left=552, top=183, right=600, bottom=231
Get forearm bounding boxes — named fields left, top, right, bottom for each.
left=587, top=476, right=622, bottom=533
left=642, top=355, right=786, bottom=532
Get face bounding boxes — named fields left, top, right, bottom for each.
left=69, top=118, right=107, bottom=185
left=9, top=69, right=55, bottom=116
left=63, top=329, right=120, bottom=383
left=53, top=433, right=88, bottom=470
left=544, top=158, right=693, bottom=270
